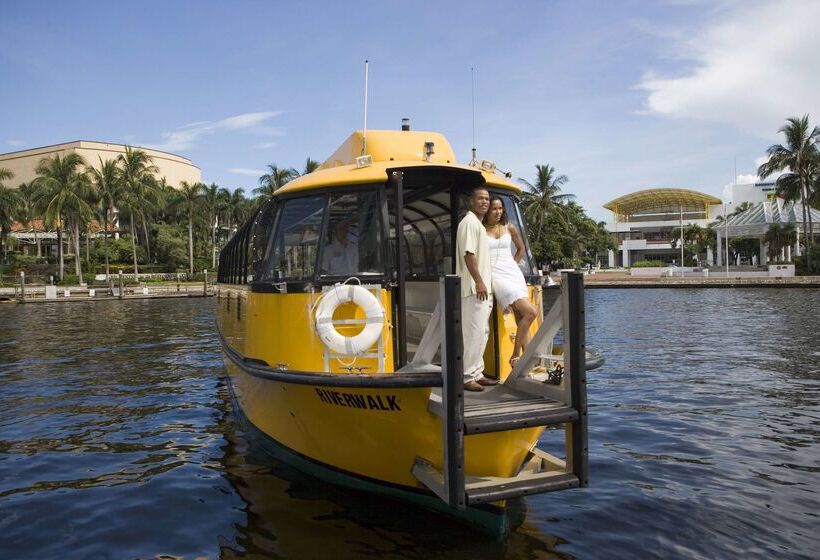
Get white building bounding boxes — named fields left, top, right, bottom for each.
left=603, top=188, right=722, bottom=267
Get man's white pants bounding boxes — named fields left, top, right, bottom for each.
left=461, top=294, right=493, bottom=382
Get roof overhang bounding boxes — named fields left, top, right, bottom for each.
left=604, top=188, right=722, bottom=215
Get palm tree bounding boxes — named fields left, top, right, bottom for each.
left=0, top=168, right=19, bottom=258
left=87, top=157, right=122, bottom=278
left=118, top=147, right=159, bottom=273
left=255, top=164, right=297, bottom=198
left=764, top=223, right=797, bottom=261
left=518, top=164, right=574, bottom=247
left=202, top=183, right=230, bottom=269
left=33, top=154, right=93, bottom=280
left=177, top=181, right=203, bottom=275
left=225, top=188, right=248, bottom=233
left=16, top=182, right=44, bottom=258
left=302, top=157, right=320, bottom=175
left=730, top=201, right=754, bottom=217
left=758, top=115, right=820, bottom=272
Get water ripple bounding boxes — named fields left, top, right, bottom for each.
left=0, top=292, right=818, bottom=559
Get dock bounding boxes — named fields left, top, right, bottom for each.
left=0, top=282, right=214, bottom=303
left=579, top=273, right=820, bottom=289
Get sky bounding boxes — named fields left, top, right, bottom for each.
left=2, top=0, right=819, bottom=221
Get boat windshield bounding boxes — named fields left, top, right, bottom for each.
left=223, top=176, right=536, bottom=289
left=260, top=195, right=325, bottom=282
left=319, top=190, right=384, bottom=278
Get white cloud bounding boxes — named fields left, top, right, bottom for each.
left=147, top=111, right=284, bottom=151
left=6, top=140, right=25, bottom=147
left=252, top=141, right=278, bottom=150
left=227, top=168, right=265, bottom=176
left=638, top=0, right=820, bottom=137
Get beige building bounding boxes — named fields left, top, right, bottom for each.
left=0, top=140, right=200, bottom=188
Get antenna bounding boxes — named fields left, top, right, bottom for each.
left=471, top=67, right=477, bottom=164
left=362, top=60, right=369, bottom=156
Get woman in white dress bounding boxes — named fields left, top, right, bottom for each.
left=483, top=197, right=538, bottom=367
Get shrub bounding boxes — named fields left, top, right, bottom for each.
left=154, top=224, right=188, bottom=272
left=631, top=260, right=665, bottom=268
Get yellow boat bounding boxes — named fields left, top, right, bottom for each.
left=216, top=127, right=594, bottom=534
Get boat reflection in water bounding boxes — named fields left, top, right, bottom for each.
left=217, top=387, right=572, bottom=558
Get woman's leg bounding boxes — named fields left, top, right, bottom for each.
left=510, top=297, right=537, bottom=364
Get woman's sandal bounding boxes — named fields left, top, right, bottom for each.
left=509, top=356, right=520, bottom=368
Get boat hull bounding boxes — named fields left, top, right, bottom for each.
left=222, top=372, right=515, bottom=535
left=220, top=351, right=544, bottom=487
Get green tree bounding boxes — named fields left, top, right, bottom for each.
left=518, top=164, right=573, bottom=255
left=118, top=147, right=159, bottom=274
left=764, top=223, right=797, bottom=261
left=177, top=181, right=203, bottom=274
left=255, top=164, right=297, bottom=198
left=670, top=223, right=711, bottom=266
left=758, top=115, right=820, bottom=272
left=153, top=224, right=188, bottom=271
left=33, top=154, right=93, bottom=280
left=87, top=157, right=122, bottom=278
left=730, top=201, right=754, bottom=217
left=202, top=183, right=230, bottom=269
left=16, top=182, right=44, bottom=258
left=302, top=157, right=320, bottom=175
left=224, top=188, right=248, bottom=233
left=0, top=168, right=19, bottom=258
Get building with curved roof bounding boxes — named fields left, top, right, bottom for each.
left=1, top=141, right=201, bottom=258
left=0, top=140, right=200, bottom=189
left=604, top=188, right=722, bottom=267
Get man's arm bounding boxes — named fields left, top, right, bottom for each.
left=464, top=252, right=488, bottom=300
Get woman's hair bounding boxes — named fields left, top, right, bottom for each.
left=483, top=196, right=508, bottom=225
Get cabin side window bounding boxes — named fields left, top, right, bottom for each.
left=261, top=195, right=325, bottom=282
left=496, top=193, right=536, bottom=276
left=391, top=189, right=452, bottom=279
left=319, top=190, right=384, bottom=278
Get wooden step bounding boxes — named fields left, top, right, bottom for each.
left=412, top=449, right=579, bottom=505
left=428, top=386, right=577, bottom=434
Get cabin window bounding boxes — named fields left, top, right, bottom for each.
left=319, top=190, right=384, bottom=278
left=390, top=188, right=452, bottom=279
left=495, top=193, right=536, bottom=275
left=262, top=195, right=325, bottom=282
left=252, top=199, right=276, bottom=281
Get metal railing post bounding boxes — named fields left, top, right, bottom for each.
left=118, top=270, right=123, bottom=300
left=203, top=270, right=208, bottom=296
left=441, top=275, right=465, bottom=509
left=19, top=271, right=25, bottom=303
left=562, top=271, right=588, bottom=487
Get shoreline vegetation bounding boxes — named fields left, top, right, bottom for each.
left=1, top=114, right=819, bottom=283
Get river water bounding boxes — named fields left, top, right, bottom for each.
left=0, top=290, right=818, bottom=559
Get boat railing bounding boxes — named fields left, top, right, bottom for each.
left=413, top=272, right=589, bottom=509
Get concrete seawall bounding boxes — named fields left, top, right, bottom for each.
left=580, top=274, right=820, bottom=289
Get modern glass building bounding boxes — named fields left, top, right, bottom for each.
left=603, top=188, right=722, bottom=267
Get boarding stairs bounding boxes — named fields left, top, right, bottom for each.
left=409, top=273, right=588, bottom=509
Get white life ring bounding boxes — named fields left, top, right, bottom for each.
left=315, top=284, right=384, bottom=355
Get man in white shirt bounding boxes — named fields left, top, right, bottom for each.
left=456, top=187, right=499, bottom=392
left=321, top=221, right=359, bottom=276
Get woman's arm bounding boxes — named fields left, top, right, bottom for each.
left=509, top=224, right=526, bottom=263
